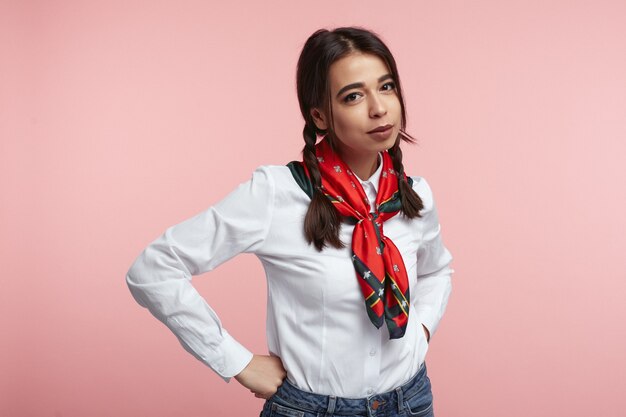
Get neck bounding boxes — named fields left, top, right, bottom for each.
left=341, top=152, right=380, bottom=181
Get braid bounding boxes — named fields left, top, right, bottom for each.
left=302, top=125, right=323, bottom=187
left=302, top=124, right=345, bottom=251
left=388, top=140, right=424, bottom=219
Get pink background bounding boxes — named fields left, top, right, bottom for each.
left=2, top=1, right=625, bottom=416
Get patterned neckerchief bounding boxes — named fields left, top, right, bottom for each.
left=288, top=136, right=412, bottom=339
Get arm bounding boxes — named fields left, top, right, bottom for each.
left=411, top=177, right=455, bottom=342
left=125, top=166, right=274, bottom=382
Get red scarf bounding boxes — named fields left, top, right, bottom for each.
left=301, top=136, right=411, bottom=339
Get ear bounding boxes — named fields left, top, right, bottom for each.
left=310, top=108, right=328, bottom=131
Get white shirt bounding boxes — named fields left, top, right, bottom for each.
left=126, top=155, right=454, bottom=398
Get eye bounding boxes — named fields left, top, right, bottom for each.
left=343, top=92, right=361, bottom=103
left=381, top=81, right=396, bottom=91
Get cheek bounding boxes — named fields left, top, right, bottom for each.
left=387, top=96, right=401, bottom=114
left=333, top=109, right=361, bottom=133
left=392, top=98, right=402, bottom=118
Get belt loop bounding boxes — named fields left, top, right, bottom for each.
left=325, top=395, right=337, bottom=417
left=395, top=386, right=404, bottom=413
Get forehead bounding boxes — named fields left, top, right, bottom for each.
left=328, top=53, right=390, bottom=91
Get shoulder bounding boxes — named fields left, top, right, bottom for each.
left=251, top=164, right=299, bottom=187
left=211, top=164, right=300, bottom=210
left=219, top=165, right=293, bottom=200
left=249, top=164, right=311, bottom=200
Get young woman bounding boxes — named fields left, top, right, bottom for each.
left=126, top=26, right=454, bottom=417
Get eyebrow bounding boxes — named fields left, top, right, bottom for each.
left=335, top=74, right=394, bottom=98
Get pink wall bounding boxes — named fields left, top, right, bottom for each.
left=2, top=1, right=625, bottom=416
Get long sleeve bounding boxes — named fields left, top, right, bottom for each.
left=125, top=166, right=275, bottom=382
left=410, top=177, right=455, bottom=340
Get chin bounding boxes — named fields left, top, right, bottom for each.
left=382, top=132, right=400, bottom=150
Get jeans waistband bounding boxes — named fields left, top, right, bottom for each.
left=271, top=362, right=428, bottom=415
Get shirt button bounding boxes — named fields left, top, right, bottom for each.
left=369, top=348, right=376, bottom=356
left=367, top=388, right=373, bottom=395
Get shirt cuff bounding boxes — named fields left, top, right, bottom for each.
left=210, top=330, right=254, bottom=383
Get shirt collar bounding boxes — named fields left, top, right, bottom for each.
left=354, top=153, right=383, bottom=193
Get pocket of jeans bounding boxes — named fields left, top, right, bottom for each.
left=269, top=400, right=316, bottom=417
left=403, top=398, right=433, bottom=416
left=403, top=377, right=434, bottom=417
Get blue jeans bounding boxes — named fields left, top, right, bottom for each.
left=260, top=362, right=434, bottom=417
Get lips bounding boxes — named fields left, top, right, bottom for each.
left=367, top=124, right=393, bottom=133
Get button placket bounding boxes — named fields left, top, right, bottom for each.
left=362, top=182, right=377, bottom=212
left=363, top=337, right=381, bottom=400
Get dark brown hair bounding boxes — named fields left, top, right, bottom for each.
left=296, top=26, right=424, bottom=251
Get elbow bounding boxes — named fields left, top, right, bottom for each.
left=125, top=251, right=145, bottom=285
left=125, top=254, right=150, bottom=307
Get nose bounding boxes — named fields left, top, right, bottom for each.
left=369, top=93, right=387, bottom=118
